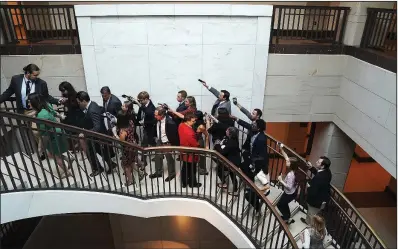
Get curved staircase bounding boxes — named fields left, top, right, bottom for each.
left=0, top=110, right=387, bottom=249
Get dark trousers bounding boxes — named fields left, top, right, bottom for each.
left=181, top=161, right=198, bottom=187
left=217, top=164, right=238, bottom=192
left=154, top=142, right=175, bottom=176
left=242, top=152, right=266, bottom=212
left=277, top=191, right=296, bottom=221
left=87, top=140, right=113, bottom=172
left=197, top=136, right=207, bottom=172
left=244, top=189, right=262, bottom=212
left=141, top=128, right=156, bottom=164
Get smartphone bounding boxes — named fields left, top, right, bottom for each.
left=198, top=79, right=205, bottom=83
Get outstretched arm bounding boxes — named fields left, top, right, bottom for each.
left=200, top=80, right=220, bottom=99
left=233, top=97, right=252, bottom=120
left=279, top=144, right=291, bottom=166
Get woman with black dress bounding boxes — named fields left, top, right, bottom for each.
left=58, top=82, right=86, bottom=160
left=214, top=126, right=240, bottom=195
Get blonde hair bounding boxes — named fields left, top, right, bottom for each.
left=311, top=215, right=326, bottom=239
left=186, top=96, right=196, bottom=108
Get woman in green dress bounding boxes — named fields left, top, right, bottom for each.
left=28, top=93, right=72, bottom=178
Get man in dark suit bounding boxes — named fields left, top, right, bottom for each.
left=249, top=119, right=269, bottom=177
left=174, top=90, right=188, bottom=125
left=0, top=64, right=60, bottom=114
left=176, top=90, right=188, bottom=112
left=230, top=104, right=266, bottom=178
left=199, top=80, right=231, bottom=117
left=76, top=91, right=117, bottom=176
left=100, top=86, right=122, bottom=116
left=244, top=119, right=269, bottom=213
left=230, top=98, right=264, bottom=153
left=301, top=156, right=332, bottom=224
left=0, top=64, right=60, bottom=159
left=136, top=91, right=156, bottom=164
left=150, top=106, right=179, bottom=181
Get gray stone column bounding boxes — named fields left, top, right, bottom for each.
left=308, top=122, right=356, bottom=190
left=108, top=214, right=125, bottom=249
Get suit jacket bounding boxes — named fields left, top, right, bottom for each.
left=176, top=101, right=188, bottom=112
left=157, top=115, right=179, bottom=146
left=137, top=100, right=156, bottom=136
left=214, top=137, right=241, bottom=167
left=307, top=168, right=332, bottom=208
left=103, top=94, right=122, bottom=116
left=237, top=119, right=267, bottom=152
left=251, top=132, right=268, bottom=163
left=208, top=87, right=232, bottom=116
left=0, top=74, right=59, bottom=113
left=208, top=118, right=235, bottom=142
left=82, top=101, right=107, bottom=135
left=178, top=123, right=199, bottom=162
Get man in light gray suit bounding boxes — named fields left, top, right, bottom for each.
left=199, top=80, right=231, bottom=117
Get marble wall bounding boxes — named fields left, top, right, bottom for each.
left=0, top=55, right=86, bottom=97
left=265, top=54, right=343, bottom=122
left=266, top=54, right=396, bottom=177
left=335, top=55, right=396, bottom=178
left=75, top=4, right=272, bottom=120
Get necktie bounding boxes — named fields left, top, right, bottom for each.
left=104, top=100, right=108, bottom=111
left=26, top=80, right=31, bottom=109
left=158, top=121, right=162, bottom=142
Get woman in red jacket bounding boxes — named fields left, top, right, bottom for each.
left=178, top=112, right=202, bottom=188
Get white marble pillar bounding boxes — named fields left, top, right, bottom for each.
left=308, top=122, right=356, bottom=190
left=339, top=1, right=395, bottom=46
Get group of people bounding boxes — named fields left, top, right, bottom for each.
left=0, top=64, right=333, bottom=248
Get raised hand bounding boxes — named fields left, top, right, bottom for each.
left=198, top=79, right=208, bottom=88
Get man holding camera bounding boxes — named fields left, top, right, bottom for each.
left=199, top=79, right=231, bottom=117
left=301, top=157, right=332, bottom=225
left=230, top=97, right=265, bottom=176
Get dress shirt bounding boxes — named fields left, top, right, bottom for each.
left=104, top=98, right=110, bottom=110
left=157, top=117, right=169, bottom=143
left=83, top=101, right=92, bottom=114
left=21, top=77, right=35, bottom=109
left=284, top=171, right=297, bottom=195
left=250, top=132, right=259, bottom=154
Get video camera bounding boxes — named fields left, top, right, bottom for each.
left=121, top=94, right=140, bottom=106
left=158, top=103, right=169, bottom=111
